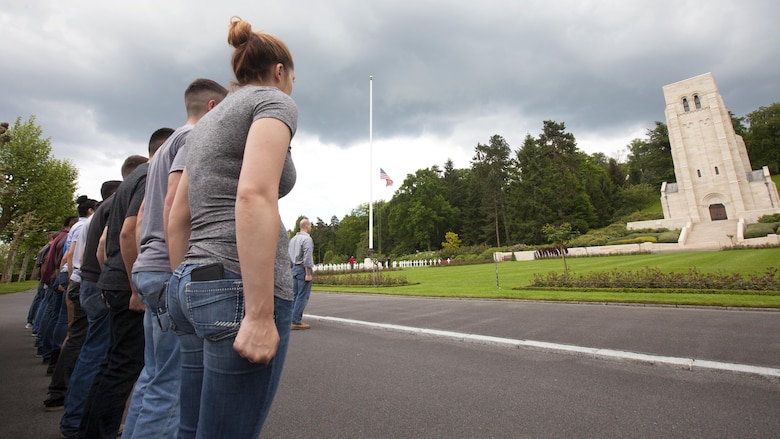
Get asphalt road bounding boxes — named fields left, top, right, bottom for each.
left=3, top=290, right=779, bottom=438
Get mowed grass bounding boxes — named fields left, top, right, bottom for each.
left=315, top=248, right=780, bottom=308
left=0, top=280, right=38, bottom=294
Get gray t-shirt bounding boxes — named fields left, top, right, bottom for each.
left=184, top=85, right=297, bottom=301
left=133, top=124, right=193, bottom=274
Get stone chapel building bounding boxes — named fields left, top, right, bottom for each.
left=629, top=72, right=780, bottom=248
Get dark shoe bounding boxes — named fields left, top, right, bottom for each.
left=46, top=363, right=56, bottom=375
left=291, top=322, right=311, bottom=330
left=60, top=433, right=78, bottom=439
left=44, top=397, right=64, bottom=412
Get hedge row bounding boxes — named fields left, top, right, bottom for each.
left=531, top=267, right=780, bottom=291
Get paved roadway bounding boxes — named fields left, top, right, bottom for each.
left=2, top=290, right=779, bottom=438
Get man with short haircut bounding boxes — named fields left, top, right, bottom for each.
left=124, top=78, right=227, bottom=438
left=59, top=155, right=151, bottom=439
left=79, top=128, right=171, bottom=439
left=289, top=217, right=314, bottom=330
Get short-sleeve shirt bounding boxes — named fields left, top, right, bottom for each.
left=80, top=195, right=115, bottom=283
left=132, top=125, right=192, bottom=274
left=98, top=163, right=148, bottom=292
left=183, top=86, right=297, bottom=301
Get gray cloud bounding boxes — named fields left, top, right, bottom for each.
left=1, top=0, right=778, bottom=220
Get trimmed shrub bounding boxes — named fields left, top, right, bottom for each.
left=758, top=213, right=780, bottom=224
left=530, top=267, right=780, bottom=291
left=658, top=230, right=681, bottom=243
left=606, top=236, right=658, bottom=245
left=745, top=222, right=779, bottom=239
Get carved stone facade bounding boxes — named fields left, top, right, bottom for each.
left=628, top=73, right=780, bottom=247
left=660, top=72, right=780, bottom=224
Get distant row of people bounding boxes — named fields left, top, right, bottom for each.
left=25, top=16, right=306, bottom=439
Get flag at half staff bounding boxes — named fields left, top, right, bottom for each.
left=380, top=168, right=393, bottom=187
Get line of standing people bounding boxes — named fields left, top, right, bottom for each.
left=25, top=15, right=306, bottom=438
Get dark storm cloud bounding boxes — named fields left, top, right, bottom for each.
left=1, top=0, right=778, bottom=208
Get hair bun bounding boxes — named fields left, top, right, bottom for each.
left=76, top=195, right=89, bottom=205
left=228, top=16, right=253, bottom=48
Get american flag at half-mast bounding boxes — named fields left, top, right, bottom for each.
left=380, top=168, right=394, bottom=187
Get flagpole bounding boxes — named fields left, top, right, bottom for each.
left=368, top=75, right=374, bottom=256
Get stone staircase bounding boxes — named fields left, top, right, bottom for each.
left=681, top=219, right=740, bottom=249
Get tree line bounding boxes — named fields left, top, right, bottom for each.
left=1, top=102, right=777, bottom=277
left=307, top=103, right=780, bottom=264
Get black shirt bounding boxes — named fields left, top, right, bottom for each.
left=79, top=195, right=115, bottom=283
left=97, top=163, right=148, bottom=292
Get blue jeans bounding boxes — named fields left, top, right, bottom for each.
left=123, top=271, right=179, bottom=439
left=27, top=281, right=46, bottom=325
left=32, top=281, right=52, bottom=336
left=79, top=289, right=144, bottom=439
left=41, top=272, right=68, bottom=359
left=168, top=264, right=292, bottom=439
left=292, top=265, right=312, bottom=324
left=60, top=280, right=110, bottom=437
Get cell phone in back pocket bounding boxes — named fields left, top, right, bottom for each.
left=191, top=263, right=224, bottom=281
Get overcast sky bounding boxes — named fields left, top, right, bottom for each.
left=2, top=0, right=778, bottom=229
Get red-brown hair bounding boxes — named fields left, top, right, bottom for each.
left=228, top=16, right=294, bottom=86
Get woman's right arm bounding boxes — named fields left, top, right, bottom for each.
left=232, top=117, right=291, bottom=365
left=167, top=168, right=191, bottom=271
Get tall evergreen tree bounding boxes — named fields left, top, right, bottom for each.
left=471, top=135, right=512, bottom=246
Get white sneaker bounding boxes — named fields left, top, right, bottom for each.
left=25, top=323, right=32, bottom=329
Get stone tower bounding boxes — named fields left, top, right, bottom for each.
left=660, top=72, right=780, bottom=226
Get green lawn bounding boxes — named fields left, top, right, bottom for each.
left=315, top=248, right=780, bottom=308
left=0, top=280, right=38, bottom=294
left=6, top=249, right=778, bottom=308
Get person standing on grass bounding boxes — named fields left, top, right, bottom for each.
left=289, top=217, right=314, bottom=330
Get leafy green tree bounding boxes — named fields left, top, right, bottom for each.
left=606, top=157, right=628, bottom=188
left=310, top=217, right=330, bottom=264
left=541, top=222, right=577, bottom=276
left=613, top=183, right=659, bottom=218
left=471, top=135, right=513, bottom=246
left=441, top=231, right=461, bottom=249
left=388, top=168, right=457, bottom=253
left=731, top=111, right=748, bottom=138
left=626, top=122, right=674, bottom=188
left=0, top=117, right=77, bottom=281
left=335, top=205, right=368, bottom=260
left=744, top=103, right=780, bottom=174
left=0, top=116, right=78, bottom=236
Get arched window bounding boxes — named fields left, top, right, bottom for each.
left=697, top=169, right=702, bottom=177
left=714, top=166, right=719, bottom=175
left=694, top=94, right=701, bottom=109
left=683, top=97, right=690, bottom=112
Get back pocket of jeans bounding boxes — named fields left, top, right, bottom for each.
left=184, top=279, right=244, bottom=341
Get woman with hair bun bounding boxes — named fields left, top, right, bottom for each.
left=167, top=16, right=297, bottom=438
